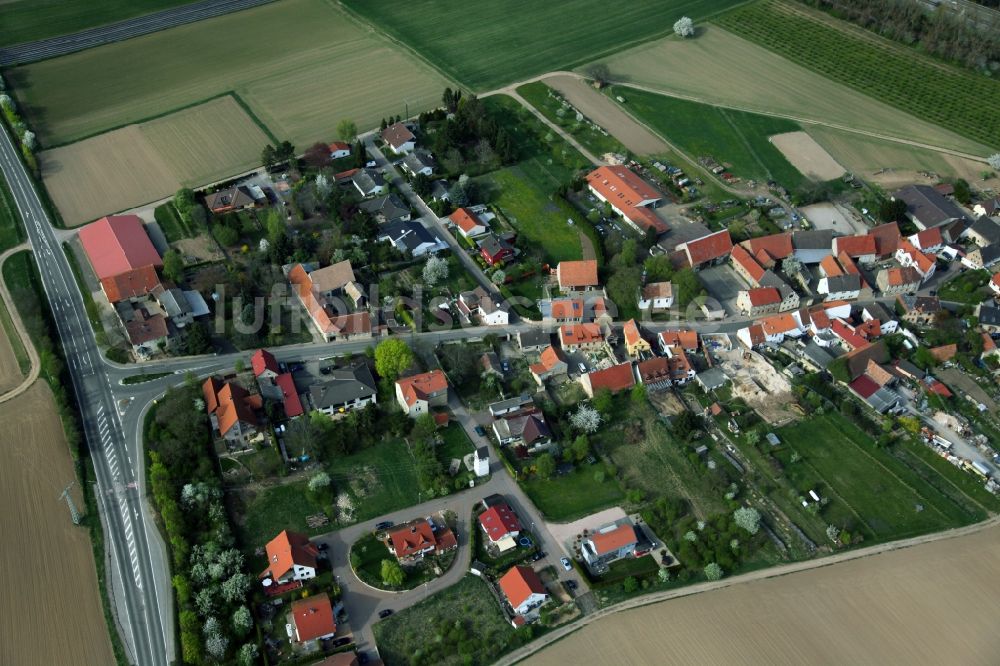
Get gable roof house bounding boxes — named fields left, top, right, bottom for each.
left=992, top=271, right=1000, bottom=295
left=401, top=149, right=436, bottom=177
left=580, top=362, right=636, bottom=398
left=622, top=319, right=651, bottom=358
left=635, top=357, right=672, bottom=391
left=893, top=184, right=970, bottom=230
left=960, top=244, right=1000, bottom=271
left=492, top=413, right=552, bottom=449
left=558, top=323, right=605, bottom=352
left=328, top=141, right=351, bottom=159
left=658, top=329, right=699, bottom=354
left=202, top=377, right=262, bottom=446
left=730, top=244, right=767, bottom=287
left=908, top=227, right=944, bottom=253
left=529, top=345, right=568, bottom=386
left=306, top=364, right=378, bottom=416
left=288, top=262, right=371, bottom=342
left=377, top=219, right=446, bottom=257
left=897, top=294, right=942, bottom=326
left=449, top=207, right=489, bottom=238
left=833, top=234, right=877, bottom=265
left=894, top=240, right=937, bottom=280
left=979, top=303, right=1000, bottom=333
left=556, top=260, right=600, bottom=293
left=964, top=216, right=1000, bottom=248
left=791, top=229, right=834, bottom=264
left=351, top=168, right=388, bottom=197
left=458, top=286, right=510, bottom=326
left=737, top=287, right=782, bottom=317
left=869, top=222, right=902, bottom=258
left=638, top=281, right=674, bottom=312
left=395, top=369, right=449, bottom=417
left=517, top=328, right=550, bottom=352
left=260, top=530, right=319, bottom=584
left=252, top=348, right=281, bottom=381
left=817, top=274, right=862, bottom=301
left=79, top=215, right=163, bottom=303
left=479, top=504, right=522, bottom=544
left=544, top=297, right=585, bottom=323
left=498, top=565, right=549, bottom=621
left=581, top=520, right=639, bottom=567
left=119, top=304, right=169, bottom=356
left=204, top=185, right=258, bottom=214
left=677, top=230, right=733, bottom=268
left=585, top=166, right=669, bottom=236
left=358, top=193, right=411, bottom=225
left=290, top=593, right=337, bottom=644
left=876, top=266, right=922, bottom=295
left=742, top=233, right=794, bottom=264
left=478, top=233, right=515, bottom=266
left=381, top=121, right=416, bottom=154
left=386, top=518, right=457, bottom=562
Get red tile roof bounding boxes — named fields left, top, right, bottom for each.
left=290, top=593, right=336, bottom=642
left=124, top=309, right=168, bottom=345
left=869, top=223, right=901, bottom=256
left=831, top=319, right=870, bottom=350
left=760, top=313, right=800, bottom=336
left=557, top=260, right=599, bottom=289
left=479, top=504, right=522, bottom=541
left=396, top=370, right=448, bottom=407
left=747, top=287, right=781, bottom=307
left=388, top=520, right=439, bottom=559
left=682, top=230, right=733, bottom=266
left=498, top=565, right=547, bottom=610
left=79, top=215, right=162, bottom=280
left=929, top=344, right=957, bottom=362
left=911, top=227, right=943, bottom=249
left=885, top=266, right=921, bottom=286
left=743, top=233, right=793, bottom=261
left=252, top=348, right=280, bottom=377
left=856, top=319, right=881, bottom=339
left=923, top=378, right=953, bottom=398
left=261, top=530, right=318, bottom=581
left=731, top=245, right=765, bottom=283
left=659, top=329, right=698, bottom=351
left=449, top=207, right=486, bottom=234
left=820, top=254, right=844, bottom=277
left=202, top=378, right=259, bottom=436
left=636, top=357, right=670, bottom=383
left=589, top=523, right=637, bottom=555
left=623, top=319, right=643, bottom=347
left=808, top=307, right=831, bottom=330
left=328, top=141, right=351, bottom=153
left=585, top=166, right=666, bottom=234
left=586, top=363, right=635, bottom=394
left=550, top=298, right=583, bottom=320
left=275, top=373, right=304, bottom=417
left=833, top=235, right=876, bottom=257
left=529, top=345, right=565, bottom=375
left=625, top=205, right=670, bottom=234
left=849, top=374, right=880, bottom=399
left=101, top=264, right=161, bottom=302
left=559, top=323, right=603, bottom=346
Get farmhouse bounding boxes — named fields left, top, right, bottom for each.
left=556, top=259, right=600, bottom=293
left=622, top=319, right=650, bottom=358
left=737, top=287, right=781, bottom=317
left=638, top=281, right=673, bottom=312
left=204, top=185, right=258, bottom=214
left=328, top=141, right=351, bottom=159
left=498, top=565, right=549, bottom=622
left=202, top=377, right=262, bottom=446
left=876, top=267, right=922, bottom=295
left=290, top=593, right=336, bottom=644
left=676, top=230, right=733, bottom=268
left=358, top=193, right=410, bottom=224
left=386, top=518, right=457, bottom=562
left=449, top=207, right=489, bottom=238
left=558, top=323, right=605, bottom=352
left=260, top=530, right=319, bottom=585
left=581, top=520, right=639, bottom=567
left=580, top=362, right=636, bottom=398
left=395, top=369, right=449, bottom=417
left=585, top=165, right=668, bottom=235
left=79, top=215, right=163, bottom=303
left=382, top=121, right=416, bottom=154
left=893, top=184, right=969, bottom=229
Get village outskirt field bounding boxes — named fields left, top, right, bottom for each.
left=0, top=380, right=115, bottom=666
left=0, top=0, right=194, bottom=47
left=341, top=0, right=746, bottom=91
left=528, top=523, right=1000, bottom=666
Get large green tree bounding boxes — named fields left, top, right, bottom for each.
left=375, top=339, right=415, bottom=380
left=381, top=559, right=405, bottom=587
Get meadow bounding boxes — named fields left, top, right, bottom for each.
left=341, top=0, right=745, bottom=90
left=714, top=0, right=1000, bottom=149
left=610, top=86, right=807, bottom=190
left=0, top=0, right=194, bottom=47
left=596, top=26, right=988, bottom=156
left=8, top=0, right=449, bottom=146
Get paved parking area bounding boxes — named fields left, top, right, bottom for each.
left=698, top=264, right=747, bottom=315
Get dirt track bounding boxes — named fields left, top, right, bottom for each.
left=0, top=245, right=39, bottom=404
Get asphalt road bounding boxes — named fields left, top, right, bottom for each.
left=0, top=130, right=170, bottom=664
left=0, top=0, right=277, bottom=66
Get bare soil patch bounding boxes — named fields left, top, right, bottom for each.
left=770, top=131, right=845, bottom=181
left=529, top=523, right=1000, bottom=666
left=0, top=381, right=115, bottom=665
left=718, top=349, right=797, bottom=425
left=542, top=74, right=668, bottom=155
left=173, top=235, right=224, bottom=264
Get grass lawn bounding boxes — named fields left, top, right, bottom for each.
left=326, top=437, right=422, bottom=524
left=439, top=423, right=474, bottom=463
left=938, top=269, right=992, bottom=305
left=373, top=574, right=527, bottom=666
left=521, top=466, right=625, bottom=522
left=715, top=0, right=1000, bottom=149
left=0, top=0, right=197, bottom=47
left=599, top=554, right=660, bottom=584
left=237, top=479, right=323, bottom=551
left=351, top=531, right=454, bottom=591
left=342, top=0, right=744, bottom=90
left=153, top=203, right=191, bottom=243
left=610, top=85, right=807, bottom=191
left=775, top=413, right=980, bottom=542
left=516, top=82, right=630, bottom=158
left=0, top=178, right=26, bottom=253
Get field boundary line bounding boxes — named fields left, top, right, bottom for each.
left=0, top=244, right=40, bottom=404
left=229, top=92, right=279, bottom=145
left=497, top=513, right=1000, bottom=665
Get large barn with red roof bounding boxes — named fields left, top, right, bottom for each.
left=79, top=215, right=162, bottom=303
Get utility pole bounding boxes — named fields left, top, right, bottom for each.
left=59, top=482, right=81, bottom=525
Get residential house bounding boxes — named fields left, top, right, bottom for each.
left=677, top=230, right=733, bottom=268
left=529, top=346, right=568, bottom=386
left=758, top=270, right=800, bottom=311
left=273, top=373, right=304, bottom=418
left=736, top=323, right=766, bottom=350
left=479, top=504, right=522, bottom=544
left=118, top=303, right=168, bottom=356
left=759, top=312, right=805, bottom=344
left=316, top=655, right=359, bottom=666
left=696, top=367, right=728, bottom=392
left=800, top=340, right=837, bottom=371
left=992, top=271, right=1000, bottom=295
left=556, top=259, right=600, bottom=293
left=151, top=285, right=195, bottom=328
left=581, top=520, right=639, bottom=567
left=585, top=166, right=669, bottom=235
left=876, top=266, right=922, bottom=295
left=842, top=341, right=890, bottom=381
left=478, top=234, right=515, bottom=266
left=377, top=220, right=446, bottom=257
left=458, top=286, right=509, bottom=326
left=252, top=348, right=281, bottom=382
left=449, top=207, right=489, bottom=238
left=493, top=413, right=552, bottom=449
left=635, top=357, right=671, bottom=391
left=893, top=184, right=969, bottom=229
left=831, top=319, right=870, bottom=352
left=260, top=530, right=318, bottom=584
left=358, top=193, right=410, bottom=224
left=204, top=185, right=257, bottom=214
left=908, top=227, right=944, bottom=253
left=544, top=298, right=585, bottom=323
left=498, top=565, right=549, bottom=620
left=580, top=362, right=635, bottom=398
left=307, top=364, right=378, bottom=416
left=792, top=229, right=834, bottom=264
left=637, top=281, right=674, bottom=312
left=663, top=346, right=696, bottom=385
left=622, top=319, right=650, bottom=357
left=869, top=222, right=902, bottom=258
left=517, top=329, right=550, bottom=352
left=351, top=168, right=388, bottom=197
left=288, top=262, right=371, bottom=342
left=742, top=233, right=793, bottom=264
left=79, top=215, right=163, bottom=304
left=979, top=304, right=1000, bottom=333
left=658, top=329, right=698, bottom=354
left=832, top=235, right=877, bottom=265
left=961, top=244, right=1000, bottom=271
left=328, top=141, right=351, bottom=159
left=290, top=594, right=337, bottom=644
left=558, top=323, right=604, bottom=352
left=862, top=303, right=899, bottom=335
left=381, top=121, right=416, bottom=154
left=488, top=396, right=533, bottom=417
left=395, top=369, right=449, bottom=417
left=817, top=274, right=862, bottom=301
left=737, top=287, right=781, bottom=316
left=431, top=179, right=451, bottom=202
left=401, top=149, right=436, bottom=177
left=896, top=294, right=942, bottom=326
left=973, top=198, right=1000, bottom=218
left=730, top=245, right=766, bottom=287
left=386, top=518, right=457, bottom=562
left=202, top=377, right=262, bottom=446
left=895, top=240, right=936, bottom=281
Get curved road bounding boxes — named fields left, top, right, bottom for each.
left=0, top=243, right=40, bottom=404
left=0, top=0, right=277, bottom=66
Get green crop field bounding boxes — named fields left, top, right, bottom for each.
left=715, top=0, right=1000, bottom=150
left=341, top=0, right=745, bottom=90
left=8, top=0, right=449, bottom=147
left=610, top=86, right=807, bottom=190
left=0, top=0, right=196, bottom=47
left=775, top=413, right=980, bottom=543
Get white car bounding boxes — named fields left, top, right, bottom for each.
left=560, top=557, right=572, bottom=572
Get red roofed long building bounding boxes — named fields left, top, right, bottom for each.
left=580, top=362, right=635, bottom=397
left=585, top=166, right=668, bottom=235
left=290, top=593, right=336, bottom=643
left=79, top=215, right=162, bottom=303
left=677, top=230, right=733, bottom=267
left=581, top=521, right=639, bottom=566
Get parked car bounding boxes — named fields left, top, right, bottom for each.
left=375, top=521, right=393, bottom=531
left=565, top=579, right=578, bottom=590
left=474, top=425, right=487, bottom=437
left=560, top=557, right=573, bottom=572
left=330, top=636, right=352, bottom=648
left=531, top=551, right=545, bottom=562
left=316, top=542, right=329, bottom=551
left=378, top=609, right=394, bottom=619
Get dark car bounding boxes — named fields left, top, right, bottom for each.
left=316, top=542, right=329, bottom=551
left=375, top=521, right=393, bottom=531
left=474, top=425, right=487, bottom=437
left=531, top=551, right=545, bottom=562
left=330, top=636, right=352, bottom=648
left=378, top=609, right=394, bottom=619
left=565, top=579, right=578, bottom=590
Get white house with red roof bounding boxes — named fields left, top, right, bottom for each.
left=449, top=207, right=489, bottom=238
left=260, top=530, right=318, bottom=585
left=395, top=369, right=449, bottom=417
left=290, top=593, right=337, bottom=644
left=328, top=141, right=351, bottom=159
left=895, top=240, right=937, bottom=281
left=252, top=348, right=280, bottom=380
left=498, top=565, right=549, bottom=621
left=479, top=503, right=522, bottom=545
left=907, top=227, right=944, bottom=253
left=677, top=230, right=733, bottom=268
left=581, top=520, right=639, bottom=567
left=381, top=122, right=416, bottom=154
left=737, top=287, right=781, bottom=317
left=991, top=272, right=1000, bottom=295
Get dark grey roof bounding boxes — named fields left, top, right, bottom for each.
left=978, top=244, right=1000, bottom=267
left=893, top=185, right=969, bottom=227
left=897, top=294, right=941, bottom=314
left=864, top=386, right=899, bottom=413
left=792, top=229, right=834, bottom=250
left=695, top=368, right=728, bottom=389
left=969, top=217, right=1000, bottom=246
left=351, top=168, right=385, bottom=193
left=378, top=220, right=438, bottom=253
left=359, top=193, right=409, bottom=222
left=824, top=274, right=862, bottom=292
left=402, top=150, right=436, bottom=173
left=518, top=329, right=550, bottom=349
left=980, top=305, right=1000, bottom=327
left=431, top=179, right=451, bottom=200
left=863, top=302, right=894, bottom=323
left=477, top=234, right=513, bottom=257
left=307, top=364, right=376, bottom=409
left=895, top=359, right=925, bottom=380
left=476, top=446, right=489, bottom=458
left=205, top=185, right=256, bottom=210
left=802, top=341, right=836, bottom=370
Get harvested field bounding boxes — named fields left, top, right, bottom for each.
left=527, top=523, right=1000, bottom=666
left=595, top=27, right=987, bottom=155
left=0, top=310, right=23, bottom=394
left=141, top=96, right=268, bottom=186
left=770, top=131, right=845, bottom=181
left=0, top=381, right=115, bottom=665
left=541, top=74, right=668, bottom=155
left=10, top=0, right=449, bottom=147
left=39, top=125, right=180, bottom=226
